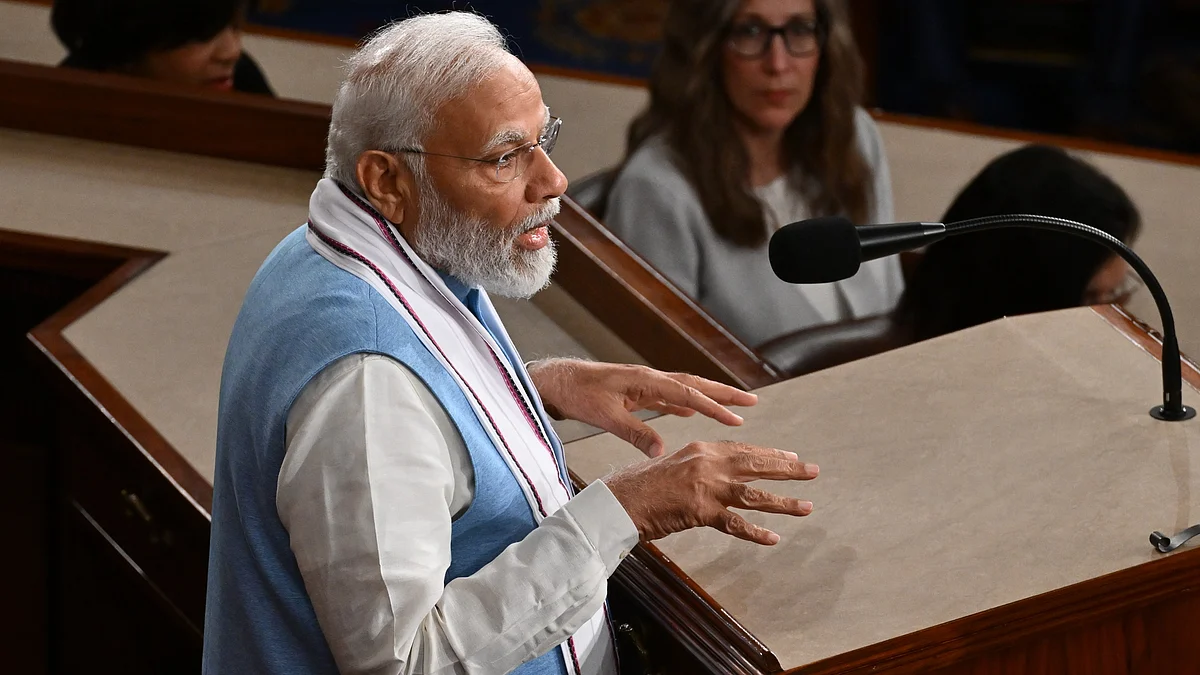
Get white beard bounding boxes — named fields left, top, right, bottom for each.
left=411, top=186, right=558, bottom=299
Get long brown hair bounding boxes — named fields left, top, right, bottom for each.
left=624, top=0, right=871, bottom=248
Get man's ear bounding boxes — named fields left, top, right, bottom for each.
left=355, top=151, right=414, bottom=225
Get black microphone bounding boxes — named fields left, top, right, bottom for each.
left=770, top=213, right=1197, bottom=551
left=769, top=217, right=946, bottom=283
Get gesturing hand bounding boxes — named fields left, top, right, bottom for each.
left=602, top=441, right=818, bottom=546
left=527, top=359, right=757, bottom=457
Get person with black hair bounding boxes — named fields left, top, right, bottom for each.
left=895, top=143, right=1142, bottom=341
left=51, top=0, right=274, bottom=95
left=761, top=144, right=1143, bottom=375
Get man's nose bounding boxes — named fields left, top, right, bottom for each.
left=525, top=147, right=568, bottom=203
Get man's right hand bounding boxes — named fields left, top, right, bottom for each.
left=602, top=441, right=818, bottom=546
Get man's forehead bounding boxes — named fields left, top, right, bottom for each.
left=437, top=62, right=549, bottom=152
left=480, top=105, right=551, bottom=151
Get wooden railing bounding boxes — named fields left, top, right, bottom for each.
left=0, top=57, right=777, bottom=389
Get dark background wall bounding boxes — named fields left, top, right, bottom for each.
left=246, top=0, right=1200, bottom=154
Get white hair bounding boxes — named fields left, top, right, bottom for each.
left=324, top=12, right=511, bottom=188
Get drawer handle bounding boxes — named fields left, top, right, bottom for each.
left=121, top=490, right=153, bottom=524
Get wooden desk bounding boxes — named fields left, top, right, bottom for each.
left=568, top=306, right=1200, bottom=674
left=4, top=56, right=1199, bottom=675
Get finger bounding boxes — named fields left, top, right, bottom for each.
left=603, top=413, right=665, bottom=458
left=713, top=509, right=780, bottom=546
left=669, top=372, right=758, bottom=408
left=726, top=484, right=814, bottom=516
left=647, top=402, right=698, bottom=418
left=728, top=445, right=820, bottom=481
left=641, top=377, right=745, bottom=427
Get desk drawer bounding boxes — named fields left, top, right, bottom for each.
left=61, top=426, right=210, bottom=632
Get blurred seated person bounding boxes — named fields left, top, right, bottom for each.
left=51, top=0, right=274, bottom=95
left=603, top=0, right=903, bottom=349
left=761, top=144, right=1142, bottom=375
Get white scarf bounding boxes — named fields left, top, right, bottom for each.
left=305, top=178, right=610, bottom=675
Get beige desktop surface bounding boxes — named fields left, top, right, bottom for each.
left=1, top=127, right=631, bottom=483
left=565, top=307, right=1200, bottom=670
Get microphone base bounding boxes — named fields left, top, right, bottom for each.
left=1150, top=404, right=1197, bottom=421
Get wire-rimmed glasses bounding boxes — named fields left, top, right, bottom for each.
left=395, top=116, right=562, bottom=183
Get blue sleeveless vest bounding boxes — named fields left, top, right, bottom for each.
left=203, top=227, right=568, bottom=675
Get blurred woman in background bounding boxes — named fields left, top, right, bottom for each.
left=603, top=0, right=902, bottom=348
left=52, top=0, right=273, bottom=95
left=893, top=144, right=1142, bottom=341
left=761, top=144, right=1143, bottom=376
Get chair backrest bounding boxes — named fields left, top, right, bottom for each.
left=758, top=314, right=903, bottom=377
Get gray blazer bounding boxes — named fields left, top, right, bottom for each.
left=604, top=108, right=903, bottom=347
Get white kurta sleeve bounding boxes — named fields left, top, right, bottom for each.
left=277, top=353, right=638, bottom=675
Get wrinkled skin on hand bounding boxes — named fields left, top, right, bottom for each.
left=603, top=441, right=818, bottom=546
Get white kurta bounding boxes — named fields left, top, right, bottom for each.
left=277, top=353, right=640, bottom=674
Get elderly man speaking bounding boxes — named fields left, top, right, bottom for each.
left=204, top=11, right=818, bottom=675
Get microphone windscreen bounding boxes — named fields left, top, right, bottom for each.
left=769, top=217, right=862, bottom=283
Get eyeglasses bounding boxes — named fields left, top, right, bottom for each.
left=726, top=19, right=822, bottom=58
left=394, top=116, right=562, bottom=183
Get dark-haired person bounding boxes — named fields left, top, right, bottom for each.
left=51, top=0, right=273, bottom=95
left=894, top=144, right=1142, bottom=341
left=760, top=143, right=1143, bottom=376
left=603, top=0, right=902, bottom=348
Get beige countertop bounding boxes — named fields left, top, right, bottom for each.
left=565, top=307, right=1200, bottom=670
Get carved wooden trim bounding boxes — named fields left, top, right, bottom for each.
left=2, top=230, right=216, bottom=516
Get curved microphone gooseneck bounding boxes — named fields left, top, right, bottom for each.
left=946, top=214, right=1192, bottom=423
left=945, top=216, right=1199, bottom=554
left=769, top=213, right=1199, bottom=552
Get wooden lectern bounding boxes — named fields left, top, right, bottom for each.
left=566, top=306, right=1200, bottom=674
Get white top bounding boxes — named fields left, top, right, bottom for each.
left=276, top=352, right=640, bottom=675
left=755, top=176, right=854, bottom=323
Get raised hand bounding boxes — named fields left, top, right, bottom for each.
left=527, top=359, right=758, bottom=457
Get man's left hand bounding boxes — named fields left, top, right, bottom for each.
left=526, top=359, right=758, bottom=457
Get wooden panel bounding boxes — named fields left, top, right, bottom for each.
left=873, top=111, right=1200, bottom=169
left=0, top=231, right=204, bottom=673
left=0, top=59, right=329, bottom=171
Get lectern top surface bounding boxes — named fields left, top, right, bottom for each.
left=565, top=307, right=1200, bottom=670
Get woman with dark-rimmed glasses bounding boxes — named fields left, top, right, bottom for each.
left=603, top=0, right=901, bottom=348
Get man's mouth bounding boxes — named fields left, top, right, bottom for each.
left=515, top=224, right=550, bottom=251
